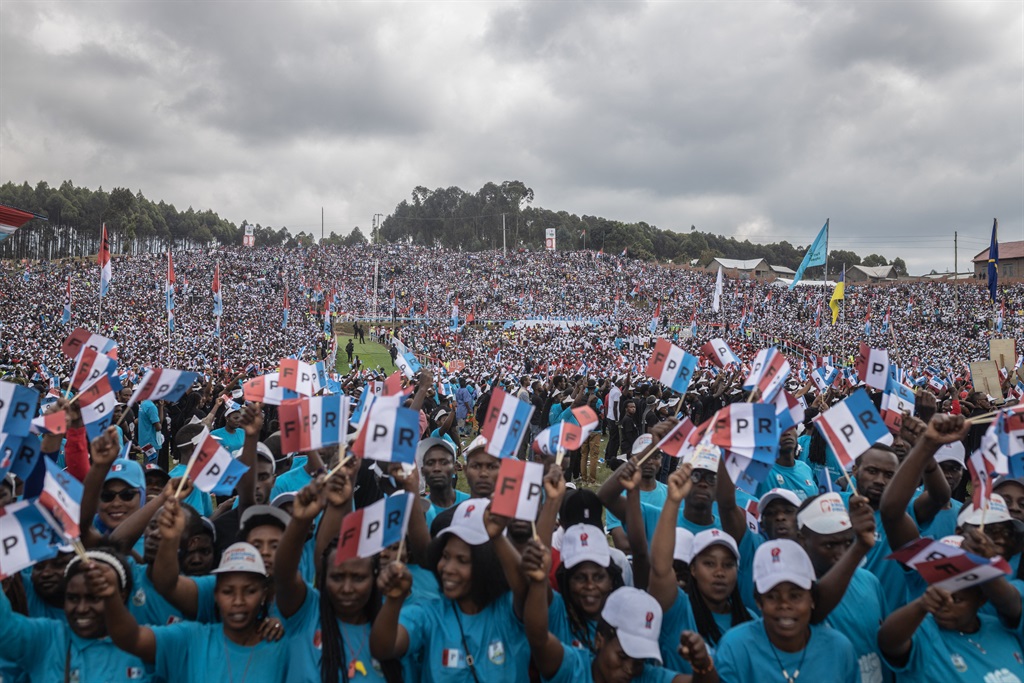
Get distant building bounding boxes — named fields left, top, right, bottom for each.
left=705, top=257, right=771, bottom=279
left=973, top=240, right=1024, bottom=279
left=846, top=264, right=897, bottom=283
left=769, top=264, right=796, bottom=277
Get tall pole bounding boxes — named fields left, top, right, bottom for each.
left=502, top=213, right=506, bottom=257
left=371, top=214, right=379, bottom=324
left=321, top=207, right=324, bottom=244
left=954, top=230, right=958, bottom=316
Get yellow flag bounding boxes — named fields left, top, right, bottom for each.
left=829, top=280, right=845, bottom=324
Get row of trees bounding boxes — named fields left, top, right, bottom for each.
left=1, top=179, right=905, bottom=276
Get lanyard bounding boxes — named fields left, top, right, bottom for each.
left=450, top=601, right=481, bottom=683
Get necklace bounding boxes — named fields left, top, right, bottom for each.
left=223, top=631, right=257, bottom=683
left=344, top=622, right=369, bottom=678
left=766, top=625, right=810, bottom=683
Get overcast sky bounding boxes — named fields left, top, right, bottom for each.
left=2, top=1, right=1021, bottom=274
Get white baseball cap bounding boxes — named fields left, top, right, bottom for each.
left=673, top=528, right=695, bottom=563
left=631, top=434, right=653, bottom=455
left=753, top=539, right=815, bottom=594
left=465, top=435, right=489, bottom=456
left=601, top=587, right=664, bottom=663
left=691, top=443, right=720, bottom=472
left=561, top=524, right=611, bottom=570
left=212, top=542, right=267, bottom=576
left=796, top=493, right=852, bottom=535
left=934, top=441, right=965, bottom=466
left=437, top=498, right=491, bottom=546
left=688, top=528, right=739, bottom=563
left=758, top=489, right=801, bottom=522
left=957, top=494, right=1013, bottom=527
left=939, top=535, right=964, bottom=548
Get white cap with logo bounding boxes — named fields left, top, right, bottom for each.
left=437, top=498, right=491, bottom=546
left=673, top=528, right=695, bottom=563
left=752, top=539, right=816, bottom=594
left=561, top=524, right=611, bottom=570
left=957, top=494, right=1013, bottom=527
left=212, top=542, right=267, bottom=576
left=688, top=528, right=740, bottom=563
left=758, top=488, right=801, bottom=522
left=796, top=492, right=852, bottom=535
left=601, top=587, right=664, bottom=663
left=934, top=441, right=965, bottom=466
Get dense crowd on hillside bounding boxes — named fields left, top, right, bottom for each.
left=0, top=244, right=1022, bottom=683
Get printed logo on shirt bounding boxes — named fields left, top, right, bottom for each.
left=131, top=588, right=146, bottom=607
left=313, top=629, right=323, bottom=650
left=983, top=669, right=1023, bottom=683
left=776, top=474, right=784, bottom=485
left=126, top=667, right=145, bottom=680
left=488, top=640, right=506, bottom=665
left=69, top=669, right=81, bottom=683
left=949, top=653, right=967, bottom=673
left=166, top=616, right=182, bottom=625
left=441, top=648, right=464, bottom=668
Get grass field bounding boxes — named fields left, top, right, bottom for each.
left=335, top=334, right=397, bottom=374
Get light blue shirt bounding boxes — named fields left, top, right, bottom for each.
left=543, top=645, right=677, bottom=683
left=842, top=493, right=909, bottom=610
left=210, top=427, right=245, bottom=455
left=127, top=559, right=217, bottom=627
left=398, top=593, right=530, bottom=683
left=606, top=482, right=668, bottom=532
left=152, top=620, right=288, bottom=683
left=659, top=586, right=753, bottom=672
left=885, top=612, right=1024, bottom=683
left=0, top=590, right=153, bottom=682
left=271, top=465, right=313, bottom=499
left=425, top=490, right=470, bottom=529
left=137, top=400, right=160, bottom=451
left=168, top=463, right=214, bottom=517
left=715, top=621, right=858, bottom=683
left=281, top=586, right=388, bottom=683
left=637, top=502, right=721, bottom=545
left=755, top=461, right=818, bottom=501
left=21, top=567, right=66, bottom=620
left=548, top=591, right=597, bottom=651
left=823, top=569, right=890, bottom=683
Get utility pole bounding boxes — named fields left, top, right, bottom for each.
left=954, top=230, right=958, bottom=315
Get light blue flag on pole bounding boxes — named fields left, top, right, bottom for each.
left=789, top=219, right=829, bottom=290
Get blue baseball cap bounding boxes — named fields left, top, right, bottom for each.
left=106, top=459, right=145, bottom=489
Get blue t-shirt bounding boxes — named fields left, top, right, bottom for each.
left=21, top=568, right=66, bottom=620
left=542, top=644, right=677, bottom=683
left=715, top=621, right=858, bottom=683
left=885, top=612, right=1024, bottom=683
left=408, top=563, right=442, bottom=605
left=755, top=461, right=818, bottom=501
left=548, top=591, right=597, bottom=650
left=429, top=429, right=458, bottom=450
left=425, top=490, right=470, bottom=529
left=281, top=586, right=388, bottom=683
left=127, top=559, right=217, bottom=626
left=607, top=482, right=668, bottom=532
left=271, top=466, right=313, bottom=499
left=637, top=502, right=721, bottom=545
left=152, top=620, right=288, bottom=683
left=737, top=531, right=764, bottom=615
left=841, top=493, right=909, bottom=610
left=824, top=569, right=890, bottom=683
left=169, top=463, right=214, bottom=517
left=210, top=427, right=245, bottom=455
left=398, top=593, right=530, bottom=683
left=797, top=434, right=846, bottom=490
left=0, top=590, right=153, bottom=682
left=659, top=586, right=752, bottom=672
left=137, top=400, right=160, bottom=450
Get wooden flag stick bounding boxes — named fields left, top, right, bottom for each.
left=555, top=446, right=565, bottom=468
left=70, top=537, right=90, bottom=563
left=174, top=454, right=197, bottom=498
left=324, top=452, right=353, bottom=480
left=396, top=535, right=406, bottom=563
left=531, top=520, right=539, bottom=541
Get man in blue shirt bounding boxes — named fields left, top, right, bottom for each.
left=137, top=399, right=162, bottom=454
left=210, top=403, right=245, bottom=454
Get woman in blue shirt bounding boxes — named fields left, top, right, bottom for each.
left=714, top=539, right=859, bottom=683
left=275, top=480, right=402, bottom=683
left=89, top=541, right=289, bottom=683
left=0, top=547, right=153, bottom=682
left=370, top=497, right=530, bottom=682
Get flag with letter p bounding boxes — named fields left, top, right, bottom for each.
left=491, top=460, right=545, bottom=521
left=77, top=375, right=117, bottom=441
left=479, top=387, right=535, bottom=458
left=350, top=396, right=420, bottom=464
left=700, top=338, right=740, bottom=368
left=37, top=458, right=84, bottom=540
left=278, top=358, right=316, bottom=396
left=128, top=368, right=200, bottom=408
left=0, top=500, right=59, bottom=579
left=61, top=327, right=118, bottom=361
left=187, top=429, right=250, bottom=495
left=854, top=343, right=889, bottom=391
left=743, top=348, right=790, bottom=402
left=243, top=373, right=299, bottom=406
left=335, top=492, right=415, bottom=565
left=0, top=382, right=40, bottom=437
left=644, top=339, right=698, bottom=394
left=278, top=395, right=347, bottom=453
left=812, top=389, right=893, bottom=470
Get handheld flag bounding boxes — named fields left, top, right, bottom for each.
left=479, top=387, right=535, bottom=458
left=127, top=368, right=200, bottom=408
left=829, top=266, right=844, bottom=324
left=773, top=390, right=806, bottom=434
left=61, top=276, right=72, bottom=325
left=37, top=458, right=84, bottom=540
left=243, top=373, right=299, bottom=406
left=77, top=375, right=117, bottom=441
left=70, top=346, right=121, bottom=393
left=0, top=382, right=40, bottom=437
left=854, top=343, right=889, bottom=391
left=789, top=219, right=828, bottom=290
left=491, top=460, right=545, bottom=521
left=700, top=338, right=740, bottom=368
left=282, top=285, right=290, bottom=329
left=98, top=223, right=112, bottom=298
left=987, top=218, right=998, bottom=302
left=654, top=418, right=697, bottom=458
left=743, top=348, right=790, bottom=402
left=279, top=358, right=317, bottom=396
left=644, top=338, right=698, bottom=393
left=811, top=389, right=894, bottom=470
left=187, top=429, right=250, bottom=494
left=880, top=375, right=915, bottom=434
left=0, top=500, right=59, bottom=579
left=212, top=262, right=223, bottom=317
left=335, top=492, right=415, bottom=565
left=712, top=266, right=723, bottom=313
left=30, top=410, right=67, bottom=436
left=278, top=395, right=348, bottom=453
left=61, top=328, right=117, bottom=361
left=350, top=395, right=420, bottom=464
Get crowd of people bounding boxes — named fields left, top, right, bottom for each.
left=0, top=243, right=1021, bottom=682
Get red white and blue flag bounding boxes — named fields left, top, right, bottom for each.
left=278, top=395, right=348, bottom=453
left=37, top=458, right=83, bottom=540
left=654, top=418, right=697, bottom=458
left=710, top=404, right=779, bottom=450
left=243, top=373, right=300, bottom=406
left=743, top=348, right=790, bottom=402
left=645, top=338, right=698, bottom=394
left=187, top=428, right=250, bottom=494
left=491, top=460, right=545, bottom=521
left=812, top=389, right=894, bottom=470
left=30, top=410, right=67, bottom=436
left=98, top=223, right=112, bottom=298
left=70, top=346, right=121, bottom=393
left=61, top=276, right=72, bottom=325
left=350, top=395, right=420, bottom=464
left=700, top=338, right=740, bottom=368
left=61, top=327, right=118, bottom=361
left=0, top=382, right=39, bottom=437
left=772, top=390, right=806, bottom=434
left=128, top=368, right=200, bottom=408
left=335, top=492, right=415, bottom=564
left=279, top=358, right=317, bottom=396
left=77, top=375, right=118, bottom=441
left=0, top=500, right=59, bottom=579
left=854, top=343, right=890, bottom=391
left=479, top=387, right=535, bottom=458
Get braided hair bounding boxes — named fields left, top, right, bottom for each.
left=317, top=541, right=402, bottom=683
left=554, top=560, right=625, bottom=652
left=685, top=559, right=751, bottom=649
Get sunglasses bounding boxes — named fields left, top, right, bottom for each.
left=100, top=489, right=139, bottom=503
left=690, top=470, right=717, bottom=485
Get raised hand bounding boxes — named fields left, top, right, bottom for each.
left=848, top=494, right=876, bottom=549
left=678, top=630, right=713, bottom=672
left=922, top=413, right=971, bottom=446
left=920, top=585, right=952, bottom=615
left=83, top=561, right=120, bottom=600
left=543, top=463, right=566, bottom=501
left=483, top=506, right=509, bottom=540
left=377, top=561, right=413, bottom=600
left=291, top=480, right=325, bottom=522
left=666, top=463, right=693, bottom=503
left=157, top=496, right=186, bottom=542
left=323, top=470, right=354, bottom=508
left=618, top=458, right=642, bottom=491
left=89, top=426, right=121, bottom=467
left=239, top=402, right=264, bottom=438
left=256, top=617, right=285, bottom=642
left=520, top=538, right=551, bottom=583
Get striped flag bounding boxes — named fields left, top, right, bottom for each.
left=37, top=458, right=83, bottom=540
left=98, top=223, right=112, bottom=298
left=0, top=500, right=59, bottom=579
left=242, top=373, right=299, bottom=406
left=187, top=429, right=250, bottom=494
left=350, top=395, right=420, bottom=464
left=0, top=382, right=39, bottom=437
left=278, top=395, right=348, bottom=452
left=644, top=338, right=697, bottom=393
left=212, top=262, right=223, bottom=317
left=812, top=389, right=894, bottom=470
left=335, top=492, right=415, bottom=565
left=491, top=460, right=545, bottom=521
left=61, top=276, right=71, bottom=325
left=479, top=387, right=535, bottom=458
left=127, top=368, right=200, bottom=408
left=77, top=375, right=117, bottom=441
left=282, top=285, right=290, bottom=329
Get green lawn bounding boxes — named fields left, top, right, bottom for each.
left=335, top=335, right=397, bottom=374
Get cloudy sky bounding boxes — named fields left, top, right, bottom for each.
left=2, top=1, right=1021, bottom=273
